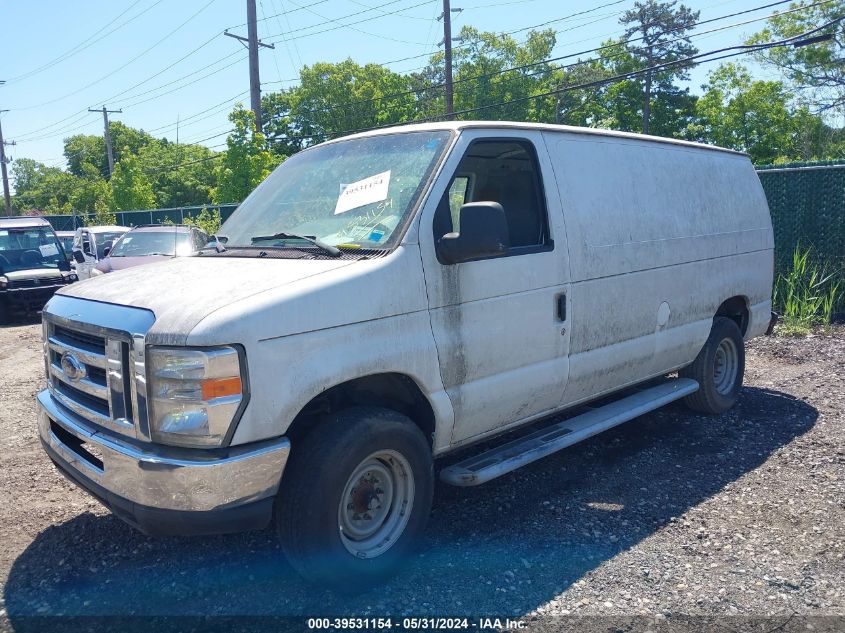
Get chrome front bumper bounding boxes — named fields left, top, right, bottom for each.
left=37, top=389, right=290, bottom=535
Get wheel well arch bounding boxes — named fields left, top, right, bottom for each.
left=715, top=295, right=750, bottom=335
left=285, top=373, right=437, bottom=448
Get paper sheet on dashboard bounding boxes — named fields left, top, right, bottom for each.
left=334, top=170, right=391, bottom=215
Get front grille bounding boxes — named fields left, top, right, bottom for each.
left=10, top=276, right=64, bottom=289
left=45, top=319, right=137, bottom=438
left=53, top=324, right=106, bottom=354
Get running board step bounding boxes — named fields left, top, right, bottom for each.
left=440, top=378, right=699, bottom=487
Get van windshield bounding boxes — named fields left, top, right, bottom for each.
left=222, top=131, right=452, bottom=250
left=110, top=231, right=191, bottom=257
left=0, top=227, right=65, bottom=273
left=93, top=232, right=126, bottom=258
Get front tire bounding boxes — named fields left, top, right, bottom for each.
left=680, top=316, right=745, bottom=414
left=276, top=406, right=433, bottom=589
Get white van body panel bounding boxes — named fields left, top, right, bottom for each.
left=544, top=132, right=773, bottom=406
left=53, top=122, right=773, bottom=458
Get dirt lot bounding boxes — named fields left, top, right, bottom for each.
left=0, top=317, right=842, bottom=631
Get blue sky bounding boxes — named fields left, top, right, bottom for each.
left=1, top=0, right=783, bottom=180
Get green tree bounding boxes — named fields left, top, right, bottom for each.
left=212, top=106, right=280, bottom=204
left=110, top=150, right=156, bottom=211
left=64, top=134, right=106, bottom=178
left=262, top=90, right=313, bottom=156
left=138, top=140, right=219, bottom=207
left=64, top=122, right=155, bottom=179
left=415, top=27, right=558, bottom=122
left=290, top=60, right=416, bottom=139
left=618, top=0, right=700, bottom=134
left=688, top=63, right=834, bottom=163
left=10, top=158, right=81, bottom=214
left=748, top=1, right=845, bottom=115
left=70, top=163, right=113, bottom=213
left=184, top=206, right=222, bottom=235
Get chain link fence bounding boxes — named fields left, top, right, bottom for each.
left=757, top=161, right=845, bottom=271
left=40, top=204, right=239, bottom=232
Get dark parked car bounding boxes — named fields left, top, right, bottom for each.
left=0, top=217, right=77, bottom=322
left=91, top=224, right=209, bottom=275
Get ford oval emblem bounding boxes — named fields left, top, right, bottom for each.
left=60, top=353, right=86, bottom=382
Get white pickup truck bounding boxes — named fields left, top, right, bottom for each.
left=36, top=122, right=774, bottom=587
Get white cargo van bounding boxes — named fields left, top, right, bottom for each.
left=36, top=122, right=774, bottom=586
left=71, top=225, right=130, bottom=279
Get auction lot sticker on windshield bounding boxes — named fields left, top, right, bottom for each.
left=39, top=243, right=59, bottom=257
left=335, top=170, right=391, bottom=215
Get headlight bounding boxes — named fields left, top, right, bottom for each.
left=0, top=275, right=7, bottom=289
left=90, top=268, right=104, bottom=277
left=147, top=346, right=247, bottom=448
left=65, top=273, right=78, bottom=282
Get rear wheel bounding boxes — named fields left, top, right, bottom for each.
left=276, top=406, right=433, bottom=589
left=680, top=316, right=745, bottom=414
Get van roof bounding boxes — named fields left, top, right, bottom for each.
left=0, top=216, right=53, bottom=229
left=330, top=121, right=746, bottom=157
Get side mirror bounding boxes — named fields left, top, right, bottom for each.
left=437, top=201, right=510, bottom=265
left=102, top=241, right=113, bottom=257
left=58, top=259, right=71, bottom=272
left=72, top=250, right=86, bottom=264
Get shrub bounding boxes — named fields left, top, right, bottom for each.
left=183, top=206, right=222, bottom=235
left=773, top=245, right=842, bottom=335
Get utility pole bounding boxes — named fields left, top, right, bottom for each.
left=438, top=2, right=462, bottom=120
left=0, top=113, right=12, bottom=215
left=0, top=80, right=10, bottom=215
left=89, top=106, right=122, bottom=177
left=224, top=0, right=275, bottom=132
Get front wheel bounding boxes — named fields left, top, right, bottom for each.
left=680, top=316, right=745, bottom=414
left=276, top=406, right=433, bottom=589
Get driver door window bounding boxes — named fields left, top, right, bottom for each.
left=433, top=139, right=551, bottom=256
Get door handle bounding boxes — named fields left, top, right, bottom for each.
left=557, top=293, right=567, bottom=321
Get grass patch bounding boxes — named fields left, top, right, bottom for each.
left=773, top=246, right=842, bottom=335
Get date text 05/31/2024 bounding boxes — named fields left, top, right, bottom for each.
left=307, top=617, right=527, bottom=630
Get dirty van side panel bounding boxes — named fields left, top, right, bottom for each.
left=545, top=132, right=773, bottom=405
left=184, top=247, right=451, bottom=450
left=417, top=129, right=572, bottom=446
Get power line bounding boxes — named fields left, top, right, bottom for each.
left=149, top=16, right=836, bottom=173
left=263, top=0, right=438, bottom=43
left=227, top=0, right=332, bottom=29
left=13, top=0, right=221, bottom=111
left=264, top=0, right=810, bottom=124
left=6, top=0, right=164, bottom=84
left=275, top=0, right=436, bottom=45
left=144, top=91, right=251, bottom=135
left=257, top=17, right=840, bottom=148
left=443, top=17, right=844, bottom=119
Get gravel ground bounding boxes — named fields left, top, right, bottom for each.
left=0, top=317, right=842, bottom=632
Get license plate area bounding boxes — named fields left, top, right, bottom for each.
left=50, top=420, right=104, bottom=471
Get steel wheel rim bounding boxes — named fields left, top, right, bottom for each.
left=338, top=450, right=414, bottom=559
left=713, top=337, right=739, bottom=395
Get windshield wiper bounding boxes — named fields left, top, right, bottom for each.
left=250, top=232, right=341, bottom=257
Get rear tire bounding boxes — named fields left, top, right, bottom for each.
left=680, top=316, right=745, bottom=414
left=276, top=406, right=433, bottom=589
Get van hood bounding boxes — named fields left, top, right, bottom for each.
left=58, top=255, right=356, bottom=343
left=5, top=268, right=65, bottom=281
